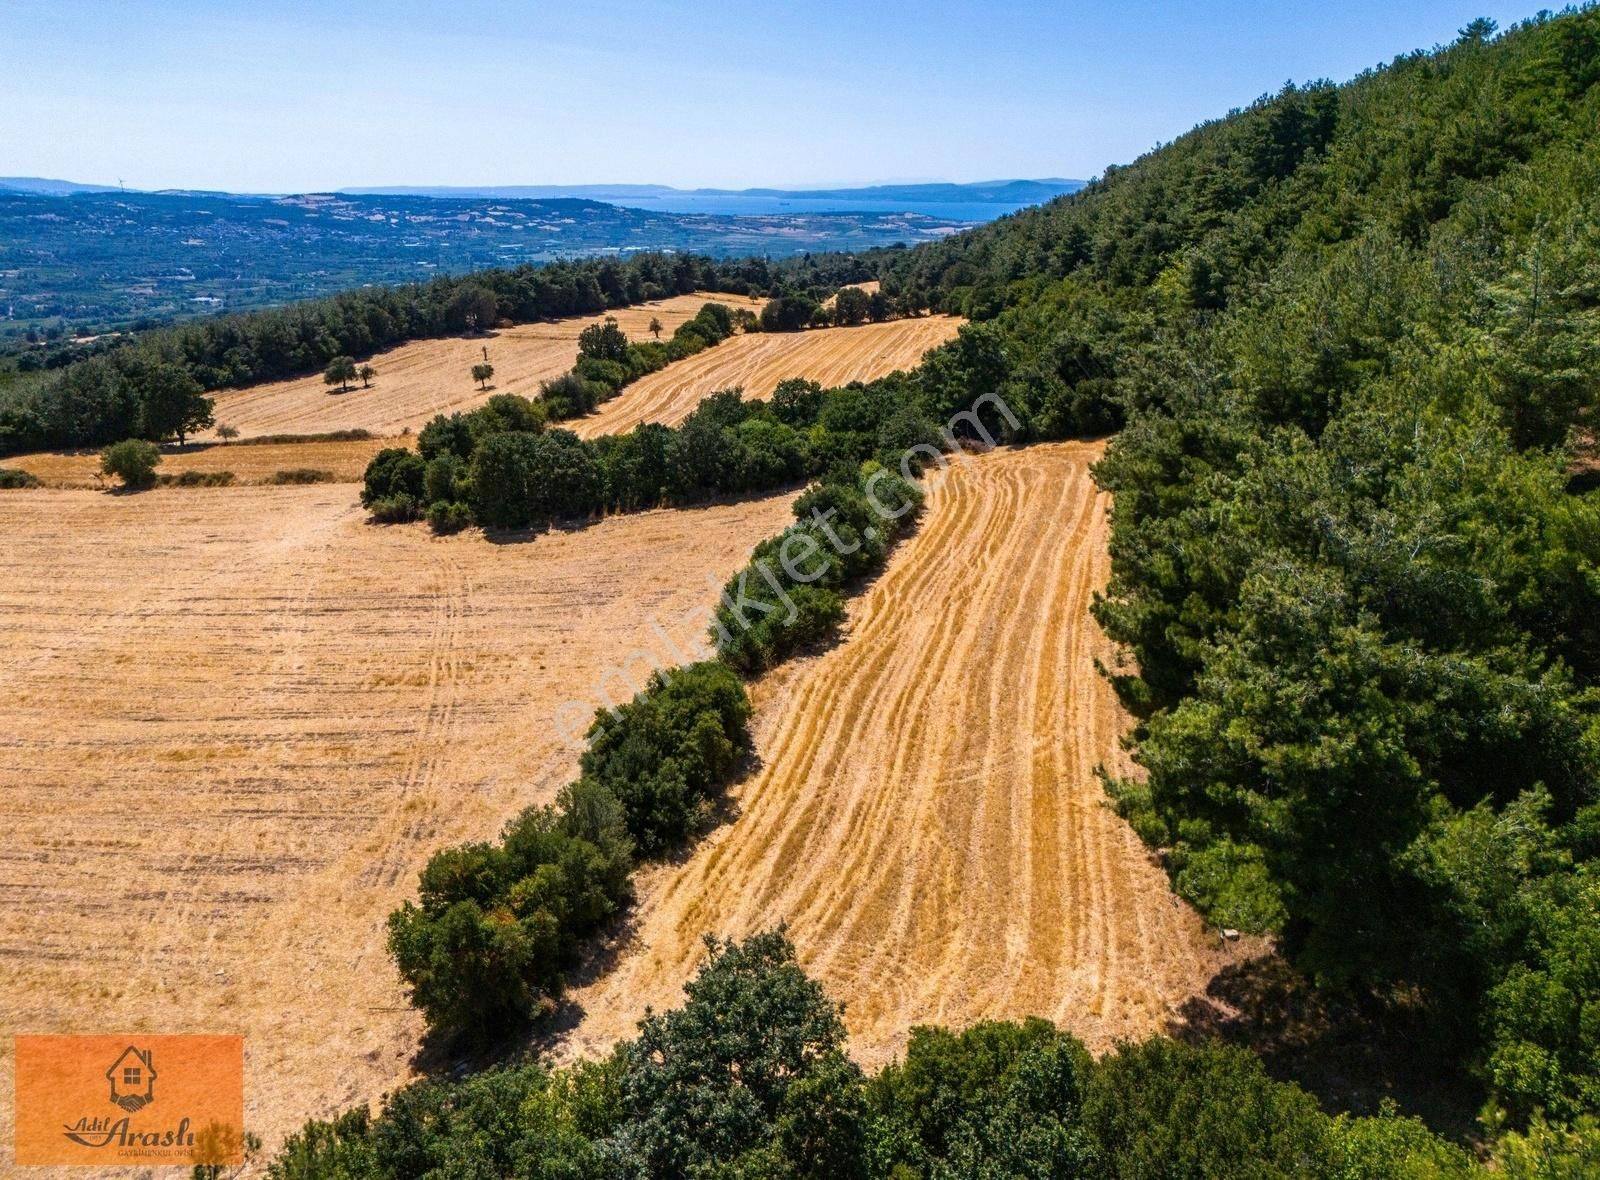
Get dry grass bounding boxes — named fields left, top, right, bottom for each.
left=0, top=484, right=795, bottom=1161
left=572, top=315, right=963, bottom=437
left=821, top=280, right=881, bottom=308
left=204, top=292, right=764, bottom=440
left=5, top=436, right=400, bottom=487
left=558, top=443, right=1242, bottom=1069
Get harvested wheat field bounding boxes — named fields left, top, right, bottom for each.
left=0, top=483, right=794, bottom=1160
left=204, top=291, right=763, bottom=440
left=559, top=442, right=1243, bottom=1068
left=572, top=315, right=963, bottom=437
left=6, top=434, right=398, bottom=487
left=822, top=279, right=881, bottom=307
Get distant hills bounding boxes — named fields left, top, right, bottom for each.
left=0, top=188, right=990, bottom=331
left=343, top=179, right=1086, bottom=205
left=0, top=177, right=1087, bottom=330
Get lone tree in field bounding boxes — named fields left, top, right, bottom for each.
left=358, top=364, right=376, bottom=389
left=100, top=439, right=162, bottom=490
left=649, top=316, right=664, bottom=340
left=471, top=362, right=495, bottom=390
left=324, top=356, right=357, bottom=393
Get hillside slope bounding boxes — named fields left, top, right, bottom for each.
left=871, top=8, right=1600, bottom=1126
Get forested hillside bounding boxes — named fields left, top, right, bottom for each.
left=877, top=7, right=1600, bottom=1134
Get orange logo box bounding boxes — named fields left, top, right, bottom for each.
left=13, top=1034, right=244, bottom=1167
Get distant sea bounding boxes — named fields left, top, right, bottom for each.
left=606, top=194, right=1033, bottom=221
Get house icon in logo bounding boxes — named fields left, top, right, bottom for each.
left=106, top=1047, right=156, bottom=1113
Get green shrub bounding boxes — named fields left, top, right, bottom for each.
left=573, top=355, right=630, bottom=391
left=100, top=438, right=161, bottom=489
left=230, top=429, right=372, bottom=446
left=580, top=662, right=752, bottom=853
left=538, top=371, right=608, bottom=419
left=466, top=431, right=540, bottom=528
left=360, top=447, right=425, bottom=507
left=267, top=468, right=335, bottom=485
left=1082, top=1039, right=1332, bottom=1178
left=422, top=454, right=465, bottom=503
left=0, top=467, right=41, bottom=488
left=761, top=295, right=818, bottom=332
left=426, top=500, right=473, bottom=534
left=471, top=393, right=546, bottom=438
left=368, top=494, right=423, bottom=523
left=417, top=412, right=476, bottom=461
left=867, top=1019, right=1094, bottom=1177
left=159, top=469, right=235, bottom=487
left=387, top=787, right=634, bottom=1039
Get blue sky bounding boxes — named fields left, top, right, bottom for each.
left=0, top=0, right=1540, bottom=192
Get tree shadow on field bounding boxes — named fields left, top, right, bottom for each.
left=1168, top=954, right=1485, bottom=1145
left=408, top=906, right=648, bottom=1082
left=478, top=515, right=601, bottom=546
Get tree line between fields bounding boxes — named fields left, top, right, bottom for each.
left=357, top=301, right=946, bottom=536
left=0, top=251, right=907, bottom=459
left=264, top=10, right=1600, bottom=1176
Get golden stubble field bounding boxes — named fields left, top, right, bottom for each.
left=558, top=443, right=1241, bottom=1068
left=571, top=314, right=963, bottom=437
left=7, top=436, right=394, bottom=488
left=6, top=311, right=964, bottom=489
left=0, top=483, right=796, bottom=1162
left=201, top=291, right=765, bottom=440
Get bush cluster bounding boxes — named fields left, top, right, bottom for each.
left=274, top=929, right=1516, bottom=1180
left=267, top=468, right=336, bottom=484
left=0, top=466, right=40, bottom=488
left=157, top=469, right=234, bottom=487
left=369, top=356, right=950, bottom=535
left=387, top=663, right=750, bottom=1037
left=714, top=464, right=923, bottom=672
left=99, top=438, right=161, bottom=489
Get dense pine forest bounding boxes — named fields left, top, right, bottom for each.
left=15, top=8, right=1600, bottom=1177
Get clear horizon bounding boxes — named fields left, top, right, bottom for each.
left=1, top=0, right=1539, bottom=193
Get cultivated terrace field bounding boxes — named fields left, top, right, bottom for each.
left=202, top=292, right=764, bottom=440
left=571, top=313, right=962, bottom=437
left=6, top=435, right=392, bottom=487
left=0, top=483, right=796, bottom=1151
left=559, top=443, right=1241, bottom=1066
